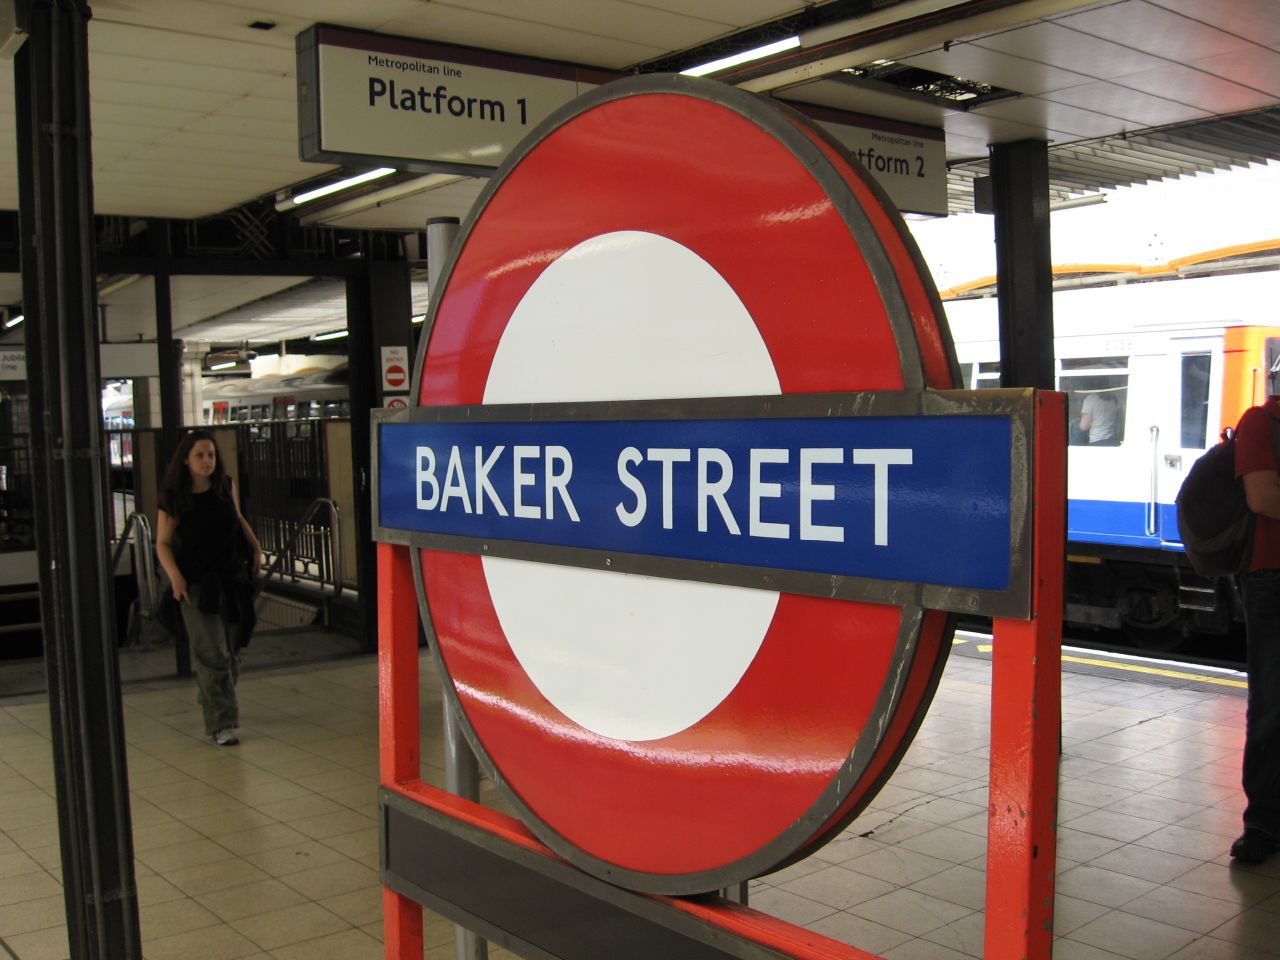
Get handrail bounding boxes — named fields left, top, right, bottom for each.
left=253, top=497, right=343, bottom=604
left=109, top=512, right=158, bottom=622
left=1146, top=424, right=1160, bottom=537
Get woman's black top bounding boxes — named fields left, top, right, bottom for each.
left=172, top=484, right=244, bottom=583
left=161, top=478, right=255, bottom=639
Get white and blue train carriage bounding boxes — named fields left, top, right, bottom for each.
left=944, top=263, right=1280, bottom=647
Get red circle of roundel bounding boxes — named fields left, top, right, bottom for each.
left=413, top=76, right=957, bottom=895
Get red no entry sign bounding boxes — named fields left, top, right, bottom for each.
left=385, top=364, right=406, bottom=388
left=407, top=76, right=958, bottom=894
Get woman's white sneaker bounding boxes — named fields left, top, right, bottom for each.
left=213, top=728, right=240, bottom=746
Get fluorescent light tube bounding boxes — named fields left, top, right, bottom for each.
left=312, top=329, right=350, bottom=341
left=291, top=168, right=396, bottom=206
left=4, top=313, right=23, bottom=328
left=680, top=36, right=799, bottom=77
left=209, top=360, right=238, bottom=371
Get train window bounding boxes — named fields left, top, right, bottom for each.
left=1180, top=353, right=1212, bottom=448
left=1059, top=356, right=1127, bottom=447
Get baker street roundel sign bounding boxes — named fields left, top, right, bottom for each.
left=391, top=75, right=967, bottom=895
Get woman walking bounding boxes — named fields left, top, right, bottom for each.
left=156, top=430, right=261, bottom=745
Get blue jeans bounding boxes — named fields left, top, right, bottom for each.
left=1241, top=570, right=1280, bottom=836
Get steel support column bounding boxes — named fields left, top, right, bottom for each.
left=149, top=218, right=190, bottom=676
left=348, top=243, right=412, bottom=651
left=991, top=140, right=1054, bottom=389
left=14, top=1, right=142, bottom=957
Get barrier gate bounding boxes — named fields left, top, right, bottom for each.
left=373, top=75, right=1065, bottom=960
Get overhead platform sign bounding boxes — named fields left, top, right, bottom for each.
left=373, top=75, right=1034, bottom=896
left=296, top=24, right=614, bottom=176
left=296, top=24, right=948, bottom=214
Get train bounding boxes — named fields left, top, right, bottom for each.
left=945, top=262, right=1279, bottom=651
left=201, top=364, right=350, bottom=424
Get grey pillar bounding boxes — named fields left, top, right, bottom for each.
left=14, top=1, right=142, bottom=957
left=990, top=140, right=1054, bottom=389
left=426, top=215, right=486, bottom=960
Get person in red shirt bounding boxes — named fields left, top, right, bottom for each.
left=1233, top=396, right=1280, bottom=864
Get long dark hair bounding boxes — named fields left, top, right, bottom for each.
left=159, top=429, right=229, bottom=517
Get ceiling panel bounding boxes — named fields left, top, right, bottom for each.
left=88, top=52, right=279, bottom=94
left=1040, top=82, right=1211, bottom=126
left=1104, top=64, right=1276, bottom=115
left=1150, top=0, right=1280, bottom=48
left=179, top=114, right=297, bottom=142
left=621, top=0, right=813, bottom=23
left=429, top=0, right=732, bottom=51
left=940, top=107, right=1072, bottom=145
left=972, top=22, right=1169, bottom=80
left=899, top=41, right=1095, bottom=97
left=89, top=102, right=210, bottom=131
left=1056, top=1, right=1255, bottom=64
left=248, top=0, right=425, bottom=22
left=1190, top=47, right=1280, bottom=99
left=772, top=80, right=952, bottom=129
left=969, top=96, right=1131, bottom=139
left=322, top=177, right=489, bottom=229
left=376, top=8, right=664, bottom=69
left=90, top=80, right=235, bottom=114
left=92, top=0, right=296, bottom=50
left=97, top=275, right=321, bottom=342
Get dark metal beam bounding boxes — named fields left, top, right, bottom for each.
left=97, top=254, right=367, bottom=278
left=347, top=242, right=411, bottom=651
left=991, top=140, right=1054, bottom=390
left=149, top=218, right=191, bottom=678
left=14, top=1, right=142, bottom=957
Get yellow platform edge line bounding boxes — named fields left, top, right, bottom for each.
left=1061, top=654, right=1247, bottom=689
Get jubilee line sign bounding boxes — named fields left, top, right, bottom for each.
left=373, top=75, right=1033, bottom=896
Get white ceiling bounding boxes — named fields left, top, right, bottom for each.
left=1, top=0, right=1278, bottom=349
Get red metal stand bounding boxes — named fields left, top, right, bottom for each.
left=985, top=391, right=1065, bottom=960
left=378, top=543, right=424, bottom=958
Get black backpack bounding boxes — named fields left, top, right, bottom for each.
left=1176, top=428, right=1254, bottom=577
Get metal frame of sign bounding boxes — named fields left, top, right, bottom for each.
left=375, top=388, right=1063, bottom=959
left=372, top=387, right=1034, bottom=620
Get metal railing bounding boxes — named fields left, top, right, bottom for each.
left=109, top=512, right=161, bottom=647
left=0, top=431, right=35, bottom=552
left=253, top=497, right=343, bottom=606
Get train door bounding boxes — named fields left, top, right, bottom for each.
left=1153, top=336, right=1222, bottom=546
left=1058, top=350, right=1154, bottom=548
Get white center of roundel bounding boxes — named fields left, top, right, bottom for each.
left=482, top=230, right=782, bottom=742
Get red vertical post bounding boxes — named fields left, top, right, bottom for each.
left=985, top=391, right=1065, bottom=960
left=378, top=542, right=424, bottom=959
